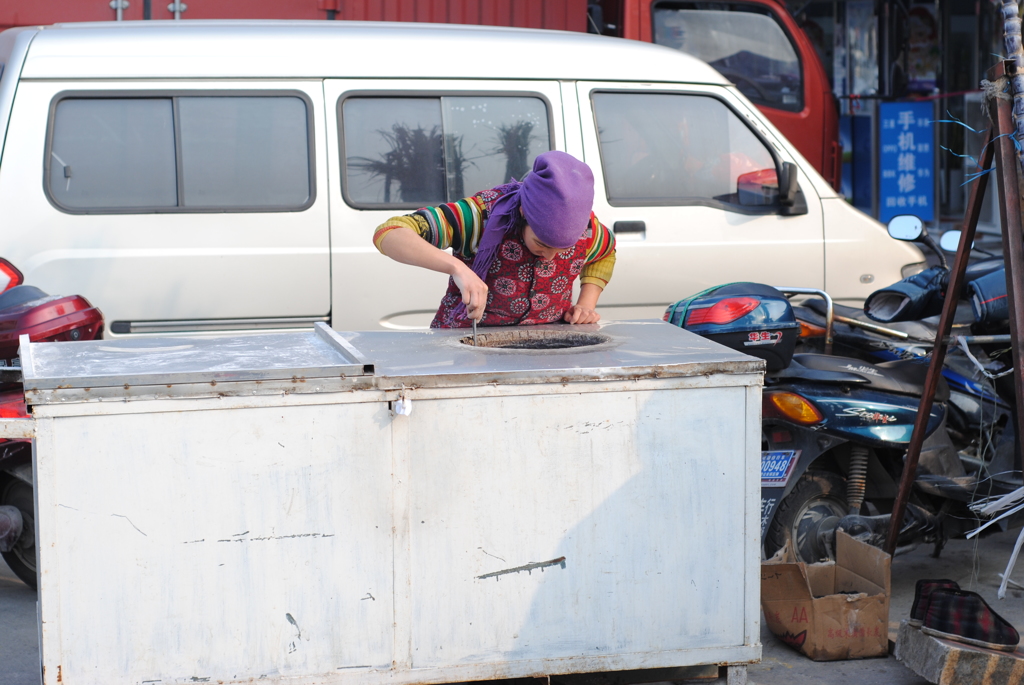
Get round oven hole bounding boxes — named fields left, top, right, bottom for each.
left=460, top=330, right=608, bottom=350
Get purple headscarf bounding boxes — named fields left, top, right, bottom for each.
left=467, top=150, right=595, bottom=286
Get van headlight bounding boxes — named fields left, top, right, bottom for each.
left=901, top=261, right=927, bottom=278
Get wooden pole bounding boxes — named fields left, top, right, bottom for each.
left=884, top=128, right=995, bottom=555
left=995, top=58, right=1024, bottom=479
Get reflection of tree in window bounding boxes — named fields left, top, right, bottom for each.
left=494, top=121, right=536, bottom=182
left=348, top=124, right=465, bottom=203
left=444, top=133, right=467, bottom=200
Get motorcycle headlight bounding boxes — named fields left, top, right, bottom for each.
left=901, top=261, right=927, bottom=278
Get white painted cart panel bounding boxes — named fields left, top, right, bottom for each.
left=37, top=402, right=396, bottom=679
left=403, top=387, right=750, bottom=666
left=23, top=322, right=763, bottom=685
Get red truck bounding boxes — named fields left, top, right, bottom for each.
left=0, top=0, right=839, bottom=188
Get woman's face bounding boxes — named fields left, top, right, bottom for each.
left=522, top=224, right=570, bottom=261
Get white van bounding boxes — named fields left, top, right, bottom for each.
left=0, top=21, right=923, bottom=335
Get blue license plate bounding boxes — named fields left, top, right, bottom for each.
left=761, top=450, right=799, bottom=487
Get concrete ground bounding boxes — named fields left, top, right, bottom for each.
left=749, top=529, right=1024, bottom=684
left=3, top=530, right=1024, bottom=685
left=0, top=559, right=37, bottom=685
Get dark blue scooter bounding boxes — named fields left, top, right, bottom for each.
left=666, top=282, right=1007, bottom=562
left=792, top=217, right=1016, bottom=492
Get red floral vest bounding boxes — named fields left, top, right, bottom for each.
left=431, top=230, right=589, bottom=329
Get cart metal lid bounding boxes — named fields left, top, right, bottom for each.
left=21, top=321, right=763, bottom=402
left=344, top=321, right=761, bottom=382
left=20, top=322, right=374, bottom=391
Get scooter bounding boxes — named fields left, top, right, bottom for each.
left=793, top=218, right=1016, bottom=490
left=0, top=259, right=103, bottom=588
left=666, top=281, right=1015, bottom=562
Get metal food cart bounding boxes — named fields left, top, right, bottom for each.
left=12, top=322, right=762, bottom=685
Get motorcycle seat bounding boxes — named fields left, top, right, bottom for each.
left=0, top=285, right=49, bottom=312
left=791, top=353, right=950, bottom=401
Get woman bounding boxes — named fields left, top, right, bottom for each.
left=373, top=151, right=616, bottom=328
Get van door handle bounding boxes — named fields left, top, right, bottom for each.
left=613, top=221, right=646, bottom=236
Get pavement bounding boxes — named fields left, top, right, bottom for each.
left=750, top=529, right=1024, bottom=684
left=0, top=559, right=37, bottom=685
left=3, top=530, right=1024, bottom=685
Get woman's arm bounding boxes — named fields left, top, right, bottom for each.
left=566, top=215, right=617, bottom=324
left=379, top=227, right=488, bottom=321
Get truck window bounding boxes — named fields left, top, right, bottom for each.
left=652, top=2, right=802, bottom=113
left=341, top=95, right=551, bottom=208
left=592, top=91, right=779, bottom=209
left=46, top=94, right=313, bottom=212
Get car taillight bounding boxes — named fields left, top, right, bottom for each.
left=686, top=297, right=760, bottom=326
left=0, top=259, right=23, bottom=294
left=763, top=391, right=823, bottom=425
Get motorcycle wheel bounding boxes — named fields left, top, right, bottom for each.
left=0, top=476, right=37, bottom=590
left=765, top=470, right=847, bottom=563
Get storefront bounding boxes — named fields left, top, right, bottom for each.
left=792, top=0, right=1004, bottom=231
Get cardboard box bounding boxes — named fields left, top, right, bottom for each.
left=761, top=530, right=891, bottom=661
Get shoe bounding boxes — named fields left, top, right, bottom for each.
left=909, top=578, right=960, bottom=627
left=921, top=588, right=1020, bottom=652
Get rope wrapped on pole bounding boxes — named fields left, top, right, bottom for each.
left=1002, top=1, right=1024, bottom=169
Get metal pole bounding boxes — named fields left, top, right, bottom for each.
left=884, top=126, right=995, bottom=555
left=109, top=0, right=128, bottom=20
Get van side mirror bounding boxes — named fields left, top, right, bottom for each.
left=778, top=161, right=807, bottom=216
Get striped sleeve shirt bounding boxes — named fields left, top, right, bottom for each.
left=373, top=192, right=617, bottom=288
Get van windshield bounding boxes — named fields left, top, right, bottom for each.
left=652, top=3, right=802, bottom=112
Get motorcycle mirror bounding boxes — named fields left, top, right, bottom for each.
left=939, top=230, right=969, bottom=252
left=887, top=215, right=925, bottom=242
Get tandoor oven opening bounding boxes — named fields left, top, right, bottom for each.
left=460, top=329, right=608, bottom=350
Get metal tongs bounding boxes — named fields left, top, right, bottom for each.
left=471, top=306, right=484, bottom=346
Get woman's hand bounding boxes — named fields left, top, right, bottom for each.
left=564, top=304, right=600, bottom=324
left=452, top=265, right=489, bottom=321
left=565, top=282, right=604, bottom=324
left=380, top=227, right=488, bottom=321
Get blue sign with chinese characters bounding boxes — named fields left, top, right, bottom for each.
left=879, top=101, right=934, bottom=223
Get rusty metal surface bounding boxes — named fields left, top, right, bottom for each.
left=0, top=419, right=34, bottom=440
left=23, top=321, right=763, bottom=404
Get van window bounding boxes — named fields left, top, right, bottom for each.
left=179, top=97, right=311, bottom=208
left=342, top=95, right=551, bottom=207
left=49, top=98, right=178, bottom=209
left=592, top=92, right=779, bottom=209
left=47, top=94, right=313, bottom=212
left=651, top=3, right=802, bottom=112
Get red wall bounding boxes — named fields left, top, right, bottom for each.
left=0, top=0, right=586, bottom=32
